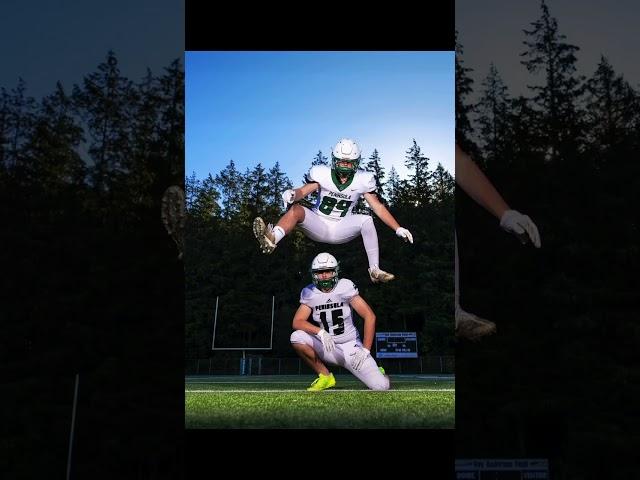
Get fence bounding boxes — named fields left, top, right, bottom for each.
left=185, top=355, right=454, bottom=376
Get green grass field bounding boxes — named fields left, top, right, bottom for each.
left=185, top=374, right=455, bottom=429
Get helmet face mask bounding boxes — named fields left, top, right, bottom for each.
left=310, top=252, right=340, bottom=291
left=311, top=269, right=338, bottom=290
left=331, top=138, right=361, bottom=177
left=331, top=155, right=360, bottom=177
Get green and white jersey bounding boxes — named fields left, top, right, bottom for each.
left=299, top=278, right=360, bottom=344
left=308, top=165, right=376, bottom=221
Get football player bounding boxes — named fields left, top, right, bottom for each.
left=253, top=138, right=413, bottom=284
left=289, top=252, right=390, bottom=391
left=455, top=144, right=541, bottom=340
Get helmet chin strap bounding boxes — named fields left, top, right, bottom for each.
left=314, top=271, right=338, bottom=290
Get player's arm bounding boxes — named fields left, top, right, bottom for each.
left=456, top=144, right=541, bottom=247
left=349, top=295, right=376, bottom=351
left=293, top=303, right=335, bottom=352
left=291, top=304, right=320, bottom=335
left=363, top=192, right=413, bottom=243
left=292, top=182, right=319, bottom=201
left=363, top=192, right=400, bottom=230
left=282, top=182, right=319, bottom=208
left=455, top=144, right=510, bottom=219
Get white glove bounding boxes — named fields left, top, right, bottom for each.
left=499, top=209, right=541, bottom=248
left=395, top=227, right=414, bottom=244
left=281, top=189, right=296, bottom=210
left=316, top=329, right=335, bottom=353
left=349, top=346, right=370, bottom=371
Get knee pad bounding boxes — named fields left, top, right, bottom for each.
left=290, top=329, right=311, bottom=345
left=362, top=215, right=375, bottom=229
left=370, top=376, right=391, bottom=391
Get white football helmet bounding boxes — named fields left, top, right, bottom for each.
left=331, top=138, right=361, bottom=176
left=310, top=252, right=340, bottom=290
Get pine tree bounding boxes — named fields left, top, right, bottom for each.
left=505, top=95, right=539, bottom=163
left=214, top=159, right=243, bottom=219
left=432, top=163, right=455, bottom=204
left=157, top=58, right=184, bottom=185
left=126, top=68, right=161, bottom=207
left=520, top=0, right=584, bottom=161
left=185, top=171, right=200, bottom=213
left=0, top=88, right=10, bottom=170
left=6, top=78, right=37, bottom=170
left=476, top=63, right=511, bottom=165
left=237, top=166, right=253, bottom=224
left=248, top=162, right=270, bottom=214
left=404, top=139, right=432, bottom=205
left=267, top=161, right=293, bottom=214
left=23, top=82, right=86, bottom=192
left=311, top=150, right=328, bottom=166
left=186, top=172, right=220, bottom=221
left=385, top=166, right=400, bottom=207
left=73, top=51, right=135, bottom=193
left=365, top=148, right=386, bottom=201
left=456, top=31, right=477, bottom=153
left=584, top=56, right=636, bottom=154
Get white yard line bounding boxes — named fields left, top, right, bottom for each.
left=185, top=388, right=455, bottom=393
left=186, top=380, right=453, bottom=385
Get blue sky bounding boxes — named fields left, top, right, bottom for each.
left=186, top=51, right=454, bottom=187
left=1, top=0, right=183, bottom=99
left=456, top=0, right=640, bottom=101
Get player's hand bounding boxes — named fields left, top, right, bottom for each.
left=350, top=346, right=370, bottom=371
left=499, top=210, right=541, bottom=247
left=281, top=189, right=296, bottom=210
left=395, top=227, right=414, bottom=244
left=316, top=329, right=335, bottom=353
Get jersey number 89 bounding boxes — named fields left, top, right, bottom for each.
left=318, top=196, right=352, bottom=217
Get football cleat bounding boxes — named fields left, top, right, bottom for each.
left=455, top=307, right=496, bottom=341
left=253, top=217, right=277, bottom=254
left=306, top=372, right=336, bottom=391
left=368, top=267, right=395, bottom=283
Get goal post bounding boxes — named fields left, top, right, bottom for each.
left=210, top=295, right=275, bottom=374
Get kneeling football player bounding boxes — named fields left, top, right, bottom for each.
left=289, top=252, right=390, bottom=391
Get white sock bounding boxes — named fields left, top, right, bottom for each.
left=361, top=217, right=380, bottom=269
left=273, top=226, right=285, bottom=244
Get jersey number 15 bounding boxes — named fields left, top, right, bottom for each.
left=320, top=309, right=345, bottom=335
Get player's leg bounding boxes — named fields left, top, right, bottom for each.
left=290, top=330, right=337, bottom=391
left=253, top=204, right=306, bottom=254
left=330, top=214, right=394, bottom=283
left=290, top=330, right=330, bottom=375
left=454, top=231, right=496, bottom=340
left=297, top=207, right=332, bottom=243
left=335, top=341, right=390, bottom=391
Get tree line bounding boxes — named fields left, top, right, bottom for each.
left=456, top=2, right=640, bottom=477
left=1, top=51, right=185, bottom=477
left=185, top=140, right=455, bottom=359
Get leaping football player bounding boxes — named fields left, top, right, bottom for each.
left=253, top=138, right=413, bottom=284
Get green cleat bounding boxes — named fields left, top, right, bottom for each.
left=307, top=372, right=336, bottom=391
left=379, top=366, right=386, bottom=375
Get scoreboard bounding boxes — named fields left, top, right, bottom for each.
left=375, top=332, right=418, bottom=358
left=455, top=459, right=550, bottom=479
